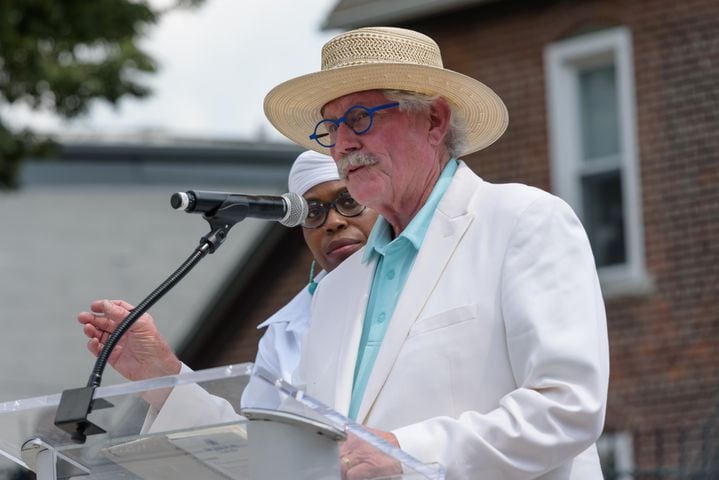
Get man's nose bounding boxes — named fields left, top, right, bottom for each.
left=332, top=123, right=361, bottom=156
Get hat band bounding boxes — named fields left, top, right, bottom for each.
left=321, top=34, right=444, bottom=71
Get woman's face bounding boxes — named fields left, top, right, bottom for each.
left=302, top=180, right=378, bottom=272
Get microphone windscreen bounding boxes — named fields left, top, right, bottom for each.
left=280, top=192, right=309, bottom=227
left=170, top=192, right=191, bottom=211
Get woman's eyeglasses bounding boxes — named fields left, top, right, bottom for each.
left=303, top=190, right=366, bottom=229
left=309, top=102, right=400, bottom=148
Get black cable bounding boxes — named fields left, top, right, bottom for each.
left=86, top=241, right=212, bottom=388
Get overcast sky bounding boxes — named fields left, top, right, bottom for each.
left=7, top=0, right=341, bottom=143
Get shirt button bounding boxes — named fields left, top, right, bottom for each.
left=386, top=269, right=396, bottom=280
left=377, top=312, right=387, bottom=323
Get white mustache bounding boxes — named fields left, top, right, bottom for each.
left=337, top=152, right=379, bottom=179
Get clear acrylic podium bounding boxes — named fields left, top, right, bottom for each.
left=0, top=363, right=445, bottom=479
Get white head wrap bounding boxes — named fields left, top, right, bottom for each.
left=288, top=150, right=340, bottom=196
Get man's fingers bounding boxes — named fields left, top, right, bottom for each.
left=85, top=312, right=117, bottom=333
left=82, top=323, right=98, bottom=339
left=89, top=299, right=115, bottom=316
left=111, top=299, right=135, bottom=311
left=88, top=333, right=124, bottom=357
left=87, top=338, right=101, bottom=357
left=87, top=299, right=128, bottom=320
left=100, top=300, right=130, bottom=319
left=77, top=310, right=95, bottom=325
left=78, top=311, right=116, bottom=336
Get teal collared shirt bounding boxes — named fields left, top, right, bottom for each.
left=348, top=158, right=459, bottom=420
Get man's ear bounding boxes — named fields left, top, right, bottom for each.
left=427, top=97, right=452, bottom=147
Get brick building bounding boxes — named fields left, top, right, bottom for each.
left=188, top=1, right=719, bottom=477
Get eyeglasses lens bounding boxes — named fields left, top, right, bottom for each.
left=303, top=192, right=365, bottom=229
left=314, top=120, right=338, bottom=148
left=346, top=107, right=372, bottom=134
left=335, top=191, right=364, bottom=216
left=312, top=106, right=373, bottom=148
left=304, top=203, right=327, bottom=229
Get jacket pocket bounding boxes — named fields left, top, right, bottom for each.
left=407, top=304, right=476, bottom=338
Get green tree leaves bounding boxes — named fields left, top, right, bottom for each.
left=0, top=0, right=201, bottom=188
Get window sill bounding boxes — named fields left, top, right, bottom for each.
left=598, top=267, right=655, bottom=300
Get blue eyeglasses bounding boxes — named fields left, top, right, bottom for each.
left=309, top=102, right=400, bottom=148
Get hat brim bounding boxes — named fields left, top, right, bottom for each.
left=264, top=63, right=508, bottom=157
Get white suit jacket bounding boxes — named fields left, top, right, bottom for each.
left=299, top=162, right=610, bottom=480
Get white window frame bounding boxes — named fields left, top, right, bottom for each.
left=597, top=431, right=635, bottom=480
left=545, top=27, right=652, bottom=298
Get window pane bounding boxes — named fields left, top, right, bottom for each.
left=579, top=65, right=620, bottom=160
left=582, top=170, right=626, bottom=267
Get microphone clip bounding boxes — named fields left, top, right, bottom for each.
left=199, top=218, right=234, bottom=253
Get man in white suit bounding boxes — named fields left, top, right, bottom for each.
left=263, top=27, right=610, bottom=480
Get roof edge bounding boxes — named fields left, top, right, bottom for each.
left=322, top=0, right=501, bottom=30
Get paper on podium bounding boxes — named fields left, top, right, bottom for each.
left=102, top=423, right=248, bottom=480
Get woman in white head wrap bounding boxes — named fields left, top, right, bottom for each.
left=245, top=150, right=377, bottom=404
left=78, top=151, right=376, bottom=427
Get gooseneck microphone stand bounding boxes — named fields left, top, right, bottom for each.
left=54, top=214, right=238, bottom=443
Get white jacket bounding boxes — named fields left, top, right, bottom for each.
left=299, top=162, right=610, bottom=480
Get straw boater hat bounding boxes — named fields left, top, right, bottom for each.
left=264, top=26, right=508, bottom=157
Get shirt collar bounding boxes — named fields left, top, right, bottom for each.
left=256, top=270, right=327, bottom=330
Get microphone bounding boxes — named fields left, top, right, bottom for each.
left=171, top=190, right=308, bottom=227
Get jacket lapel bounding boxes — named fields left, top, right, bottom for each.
left=302, top=250, right=376, bottom=414
left=356, top=163, right=479, bottom=422
left=331, top=255, right=375, bottom=414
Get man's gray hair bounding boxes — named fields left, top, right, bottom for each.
left=383, top=90, right=467, bottom=159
